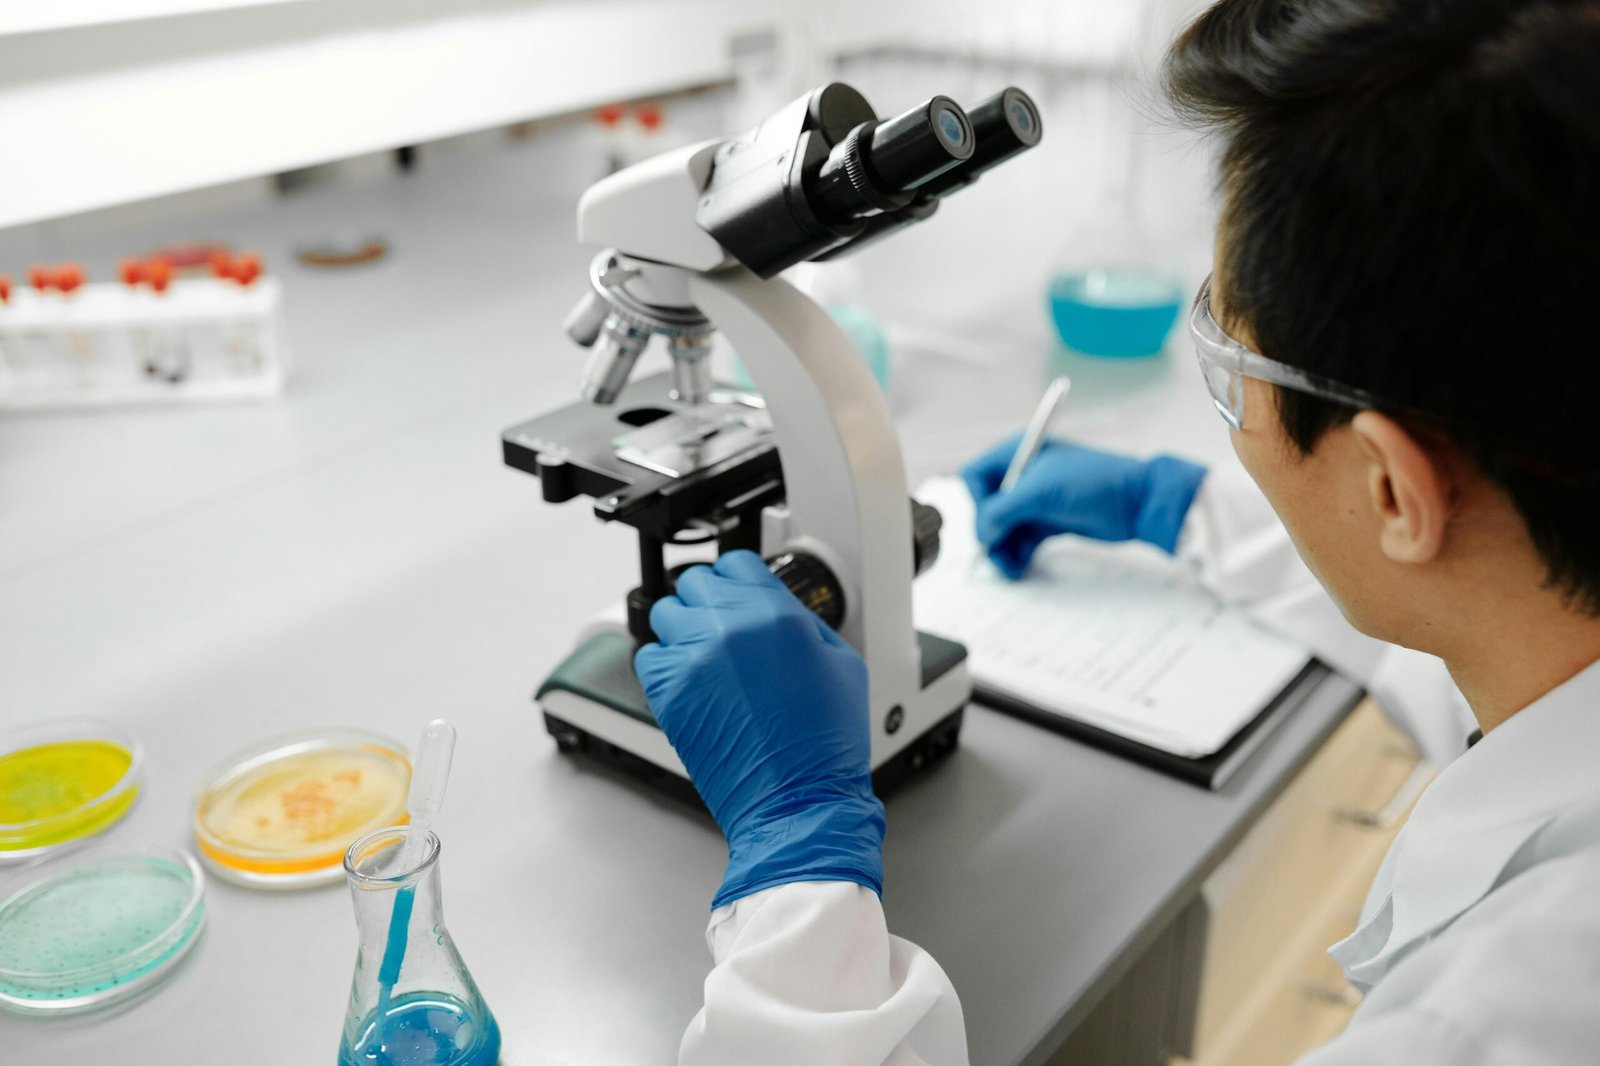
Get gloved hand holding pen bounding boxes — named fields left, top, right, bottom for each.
left=962, top=436, right=1208, bottom=580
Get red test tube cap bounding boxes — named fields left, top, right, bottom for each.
left=0, top=275, right=12, bottom=303
left=636, top=103, right=664, bottom=131
left=28, top=265, right=51, bottom=291
left=55, top=263, right=85, bottom=294
left=144, top=257, right=174, bottom=293
left=230, top=253, right=263, bottom=286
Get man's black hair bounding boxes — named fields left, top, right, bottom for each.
left=1165, top=0, right=1600, bottom=612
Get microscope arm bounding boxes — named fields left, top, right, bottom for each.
left=688, top=268, right=921, bottom=717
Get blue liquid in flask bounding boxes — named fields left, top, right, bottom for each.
left=338, top=990, right=501, bottom=1066
left=1049, top=269, right=1183, bottom=359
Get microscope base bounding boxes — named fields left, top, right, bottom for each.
left=537, top=630, right=968, bottom=805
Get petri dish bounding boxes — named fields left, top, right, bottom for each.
left=0, top=719, right=142, bottom=861
left=0, top=841, right=205, bottom=1015
left=193, top=728, right=411, bottom=889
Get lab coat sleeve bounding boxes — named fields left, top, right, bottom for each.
left=1177, top=466, right=1474, bottom=767
left=680, top=881, right=969, bottom=1066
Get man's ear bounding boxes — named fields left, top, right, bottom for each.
left=1350, top=412, right=1452, bottom=564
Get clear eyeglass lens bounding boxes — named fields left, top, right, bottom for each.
left=1213, top=390, right=1244, bottom=430
left=1198, top=354, right=1245, bottom=429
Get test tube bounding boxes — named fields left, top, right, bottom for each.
left=53, top=264, right=96, bottom=388
left=144, top=258, right=188, bottom=384
left=212, top=252, right=264, bottom=373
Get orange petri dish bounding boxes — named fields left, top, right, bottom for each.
left=0, top=720, right=142, bottom=860
left=193, top=729, right=410, bottom=889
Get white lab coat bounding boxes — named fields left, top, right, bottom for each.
left=678, top=474, right=1600, bottom=1065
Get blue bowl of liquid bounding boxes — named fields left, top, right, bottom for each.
left=1048, top=269, right=1183, bottom=359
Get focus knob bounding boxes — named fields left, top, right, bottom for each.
left=768, top=552, right=846, bottom=631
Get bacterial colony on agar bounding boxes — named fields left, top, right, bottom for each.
left=193, top=729, right=412, bottom=887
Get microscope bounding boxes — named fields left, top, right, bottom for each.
left=503, top=82, right=1042, bottom=802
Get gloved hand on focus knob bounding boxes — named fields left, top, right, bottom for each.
left=962, top=435, right=1207, bottom=580
left=634, top=550, right=884, bottom=910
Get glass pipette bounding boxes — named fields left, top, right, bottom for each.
left=371, top=719, right=457, bottom=1057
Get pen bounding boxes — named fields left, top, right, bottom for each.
left=999, top=376, right=1072, bottom=494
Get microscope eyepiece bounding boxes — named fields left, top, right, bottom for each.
left=867, top=95, right=974, bottom=193
left=695, top=81, right=1041, bottom=277
left=940, top=106, right=970, bottom=147
left=915, top=87, right=1043, bottom=200
left=1002, top=89, right=1039, bottom=138
left=809, top=95, right=975, bottom=226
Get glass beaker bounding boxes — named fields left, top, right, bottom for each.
left=338, top=827, right=500, bottom=1066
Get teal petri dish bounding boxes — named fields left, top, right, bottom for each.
left=0, top=841, right=205, bottom=1015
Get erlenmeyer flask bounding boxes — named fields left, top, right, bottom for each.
left=1047, top=200, right=1184, bottom=360
left=1047, top=1, right=1184, bottom=361
left=338, top=827, right=500, bottom=1066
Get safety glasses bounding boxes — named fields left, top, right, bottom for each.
left=1188, top=275, right=1379, bottom=430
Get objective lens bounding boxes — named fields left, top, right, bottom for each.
left=579, top=316, right=650, bottom=405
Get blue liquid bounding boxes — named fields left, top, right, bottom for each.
left=339, top=991, right=500, bottom=1066
left=1049, top=269, right=1182, bottom=359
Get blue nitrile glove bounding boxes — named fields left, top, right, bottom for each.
left=633, top=550, right=884, bottom=910
left=961, top=435, right=1207, bottom=580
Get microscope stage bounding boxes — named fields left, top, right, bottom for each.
left=503, top=372, right=783, bottom=537
left=613, top=405, right=772, bottom=479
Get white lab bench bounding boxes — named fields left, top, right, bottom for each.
left=0, top=136, right=1369, bottom=1065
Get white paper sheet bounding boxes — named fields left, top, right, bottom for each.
left=913, top=477, right=1311, bottom=757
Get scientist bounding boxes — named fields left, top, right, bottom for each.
left=634, top=0, right=1600, bottom=1062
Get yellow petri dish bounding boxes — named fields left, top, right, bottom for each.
left=193, top=729, right=411, bottom=890
left=0, top=720, right=142, bottom=860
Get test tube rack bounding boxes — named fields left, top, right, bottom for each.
left=0, top=268, right=288, bottom=410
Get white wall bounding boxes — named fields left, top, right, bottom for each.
left=0, top=0, right=868, bottom=229
left=0, top=0, right=315, bottom=37
left=0, top=0, right=1217, bottom=248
